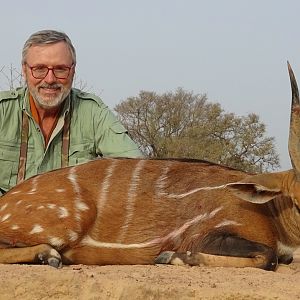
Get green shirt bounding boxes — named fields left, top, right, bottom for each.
left=0, top=87, right=142, bottom=193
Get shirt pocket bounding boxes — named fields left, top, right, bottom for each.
left=69, top=142, right=96, bottom=166
left=109, top=123, right=128, bottom=134
left=0, top=142, right=19, bottom=191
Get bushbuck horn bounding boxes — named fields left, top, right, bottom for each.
left=288, top=61, right=300, bottom=179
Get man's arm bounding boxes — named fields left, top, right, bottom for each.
left=94, top=107, right=143, bottom=158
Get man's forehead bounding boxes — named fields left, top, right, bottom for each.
left=26, top=42, right=73, bottom=64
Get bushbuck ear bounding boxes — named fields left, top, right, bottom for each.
left=227, top=182, right=282, bottom=204
left=227, top=172, right=287, bottom=203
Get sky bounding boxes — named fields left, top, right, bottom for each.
left=1, top=0, right=300, bottom=170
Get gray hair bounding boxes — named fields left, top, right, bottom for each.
left=22, top=29, right=76, bottom=64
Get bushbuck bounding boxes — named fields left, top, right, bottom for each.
left=0, top=63, right=298, bottom=271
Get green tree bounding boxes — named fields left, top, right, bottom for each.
left=115, top=88, right=280, bottom=173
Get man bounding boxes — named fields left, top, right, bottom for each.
left=0, top=29, right=143, bottom=194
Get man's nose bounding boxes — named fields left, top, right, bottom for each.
left=44, top=69, right=56, bottom=83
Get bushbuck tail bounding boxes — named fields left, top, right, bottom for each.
left=0, top=63, right=299, bottom=271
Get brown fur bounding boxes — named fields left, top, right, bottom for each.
left=0, top=158, right=296, bottom=270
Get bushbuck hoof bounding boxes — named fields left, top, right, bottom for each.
left=48, top=256, right=62, bottom=268
left=37, top=248, right=62, bottom=268
left=155, top=251, right=196, bottom=266
left=155, top=251, right=176, bottom=264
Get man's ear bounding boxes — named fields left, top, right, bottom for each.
left=21, top=64, right=27, bottom=81
left=226, top=182, right=282, bottom=204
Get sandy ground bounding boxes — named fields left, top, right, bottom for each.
left=0, top=251, right=300, bottom=300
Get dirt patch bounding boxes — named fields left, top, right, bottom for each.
left=1, top=250, right=300, bottom=299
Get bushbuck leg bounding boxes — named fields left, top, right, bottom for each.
left=0, top=244, right=61, bottom=267
left=156, top=251, right=276, bottom=270
left=156, top=234, right=278, bottom=271
left=62, top=242, right=277, bottom=270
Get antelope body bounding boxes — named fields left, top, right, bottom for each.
left=0, top=64, right=300, bottom=271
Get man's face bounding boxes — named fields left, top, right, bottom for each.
left=22, top=41, right=75, bottom=110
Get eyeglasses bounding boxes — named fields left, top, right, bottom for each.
left=25, top=63, right=74, bottom=79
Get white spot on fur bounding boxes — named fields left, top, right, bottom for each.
left=58, top=207, right=69, bottom=218
left=49, top=237, right=65, bottom=248
left=68, top=230, right=78, bottom=242
left=0, top=203, right=8, bottom=211
left=55, top=188, right=65, bottom=193
left=214, top=220, right=242, bottom=228
left=1, top=214, right=11, bottom=222
left=11, top=225, right=19, bottom=230
left=27, top=191, right=36, bottom=195
left=37, top=205, right=45, bottom=210
left=75, top=201, right=89, bottom=211
left=47, top=204, right=56, bottom=209
left=16, top=200, right=23, bottom=205
left=30, top=224, right=44, bottom=234
left=10, top=190, right=21, bottom=195
left=75, top=213, right=81, bottom=221
left=26, top=204, right=32, bottom=209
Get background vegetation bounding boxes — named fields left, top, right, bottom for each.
left=115, top=88, right=279, bottom=173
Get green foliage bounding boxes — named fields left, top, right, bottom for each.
left=115, top=88, right=280, bottom=173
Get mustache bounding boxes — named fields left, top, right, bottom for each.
left=38, top=83, right=63, bottom=89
